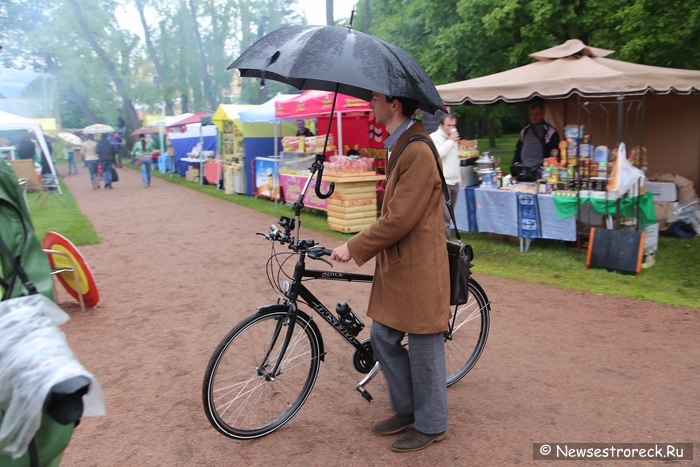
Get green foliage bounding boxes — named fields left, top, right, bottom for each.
left=361, top=0, right=700, bottom=140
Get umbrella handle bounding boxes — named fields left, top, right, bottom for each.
left=315, top=164, right=335, bottom=199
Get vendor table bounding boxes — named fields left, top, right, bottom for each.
left=454, top=186, right=577, bottom=251
left=180, top=157, right=205, bottom=184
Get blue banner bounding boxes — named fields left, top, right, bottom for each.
left=465, top=186, right=478, bottom=233
left=517, top=192, right=541, bottom=239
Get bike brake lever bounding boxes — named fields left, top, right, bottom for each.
left=308, top=248, right=334, bottom=267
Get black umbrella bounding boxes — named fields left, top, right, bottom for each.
left=228, top=25, right=446, bottom=115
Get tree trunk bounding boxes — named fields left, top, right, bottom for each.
left=486, top=107, right=496, bottom=148
left=187, top=0, right=217, bottom=111
left=66, top=0, right=139, bottom=133
left=363, top=0, right=371, bottom=32
left=326, top=0, right=334, bottom=26
left=68, top=86, right=100, bottom=124
left=134, top=0, right=173, bottom=114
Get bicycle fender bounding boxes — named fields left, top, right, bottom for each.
left=255, top=304, right=326, bottom=362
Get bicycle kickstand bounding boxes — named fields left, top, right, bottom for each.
left=355, top=361, right=381, bottom=402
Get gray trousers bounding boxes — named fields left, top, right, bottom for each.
left=370, top=321, right=448, bottom=434
left=442, top=183, right=460, bottom=239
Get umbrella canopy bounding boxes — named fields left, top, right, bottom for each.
left=437, top=39, right=700, bottom=105
left=228, top=25, right=446, bottom=115
left=132, top=127, right=159, bottom=136
left=83, top=123, right=115, bottom=134
left=57, top=132, right=82, bottom=146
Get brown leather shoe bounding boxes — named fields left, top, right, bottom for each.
left=373, top=414, right=414, bottom=436
left=392, top=428, right=446, bottom=452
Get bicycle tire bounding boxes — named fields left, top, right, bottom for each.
left=445, top=278, right=490, bottom=386
left=202, top=306, right=321, bottom=439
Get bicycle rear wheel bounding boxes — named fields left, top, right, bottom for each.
left=445, top=278, right=490, bottom=386
left=202, top=306, right=321, bottom=439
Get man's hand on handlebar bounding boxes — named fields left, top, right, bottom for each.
left=331, top=243, right=352, bottom=263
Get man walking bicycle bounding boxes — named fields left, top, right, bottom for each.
left=331, top=91, right=451, bottom=453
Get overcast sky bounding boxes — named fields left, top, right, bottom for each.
left=298, top=0, right=358, bottom=26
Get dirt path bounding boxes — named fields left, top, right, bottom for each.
left=56, top=167, right=699, bottom=466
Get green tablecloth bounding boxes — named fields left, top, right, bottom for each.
left=552, top=192, right=656, bottom=229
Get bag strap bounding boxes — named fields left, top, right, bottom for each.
left=0, top=198, right=39, bottom=300
left=391, top=134, right=462, bottom=242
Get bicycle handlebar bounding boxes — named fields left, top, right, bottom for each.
left=258, top=223, right=333, bottom=261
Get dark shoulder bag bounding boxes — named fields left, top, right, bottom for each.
left=390, top=134, right=473, bottom=305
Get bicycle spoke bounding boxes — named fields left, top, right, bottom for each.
left=452, top=301, right=490, bottom=333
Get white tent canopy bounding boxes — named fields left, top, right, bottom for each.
left=0, top=110, right=61, bottom=193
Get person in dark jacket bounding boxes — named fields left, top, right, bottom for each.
left=295, top=119, right=314, bottom=137
left=17, top=133, right=36, bottom=161
left=96, top=134, right=120, bottom=189
left=513, top=101, right=560, bottom=175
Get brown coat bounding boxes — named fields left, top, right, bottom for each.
left=347, top=121, right=450, bottom=334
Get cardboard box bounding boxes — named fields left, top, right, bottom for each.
left=646, top=181, right=678, bottom=202
left=185, top=167, right=200, bottom=182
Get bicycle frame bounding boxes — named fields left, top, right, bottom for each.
left=264, top=250, right=375, bottom=385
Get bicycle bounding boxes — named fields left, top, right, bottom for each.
left=202, top=215, right=491, bottom=440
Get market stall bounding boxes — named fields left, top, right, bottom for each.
left=146, top=113, right=192, bottom=174
left=437, top=39, right=700, bottom=189
left=235, top=96, right=299, bottom=196
left=275, top=90, right=386, bottom=155
left=436, top=40, right=700, bottom=255
left=0, top=110, right=61, bottom=193
left=272, top=91, right=387, bottom=232
left=165, top=111, right=217, bottom=179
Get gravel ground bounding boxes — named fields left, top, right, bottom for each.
left=55, top=167, right=699, bottom=466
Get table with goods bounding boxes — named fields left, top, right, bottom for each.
left=275, top=135, right=387, bottom=233
left=452, top=128, right=657, bottom=257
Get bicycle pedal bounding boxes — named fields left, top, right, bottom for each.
left=357, top=386, right=373, bottom=402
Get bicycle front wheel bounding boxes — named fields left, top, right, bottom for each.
left=202, top=306, right=321, bottom=440
left=445, top=278, right=491, bottom=386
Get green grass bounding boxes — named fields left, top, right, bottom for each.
left=476, top=133, right=519, bottom=168
left=142, top=163, right=700, bottom=308
left=461, top=233, right=699, bottom=308
left=27, top=178, right=101, bottom=246
left=477, top=133, right=519, bottom=152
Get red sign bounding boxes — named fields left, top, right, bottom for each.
left=43, top=231, right=100, bottom=307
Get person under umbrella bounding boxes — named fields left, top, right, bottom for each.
left=81, top=135, right=100, bottom=189
left=230, top=24, right=450, bottom=453
left=330, top=92, right=450, bottom=452
left=131, top=135, right=154, bottom=187
left=95, top=134, right=119, bottom=189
